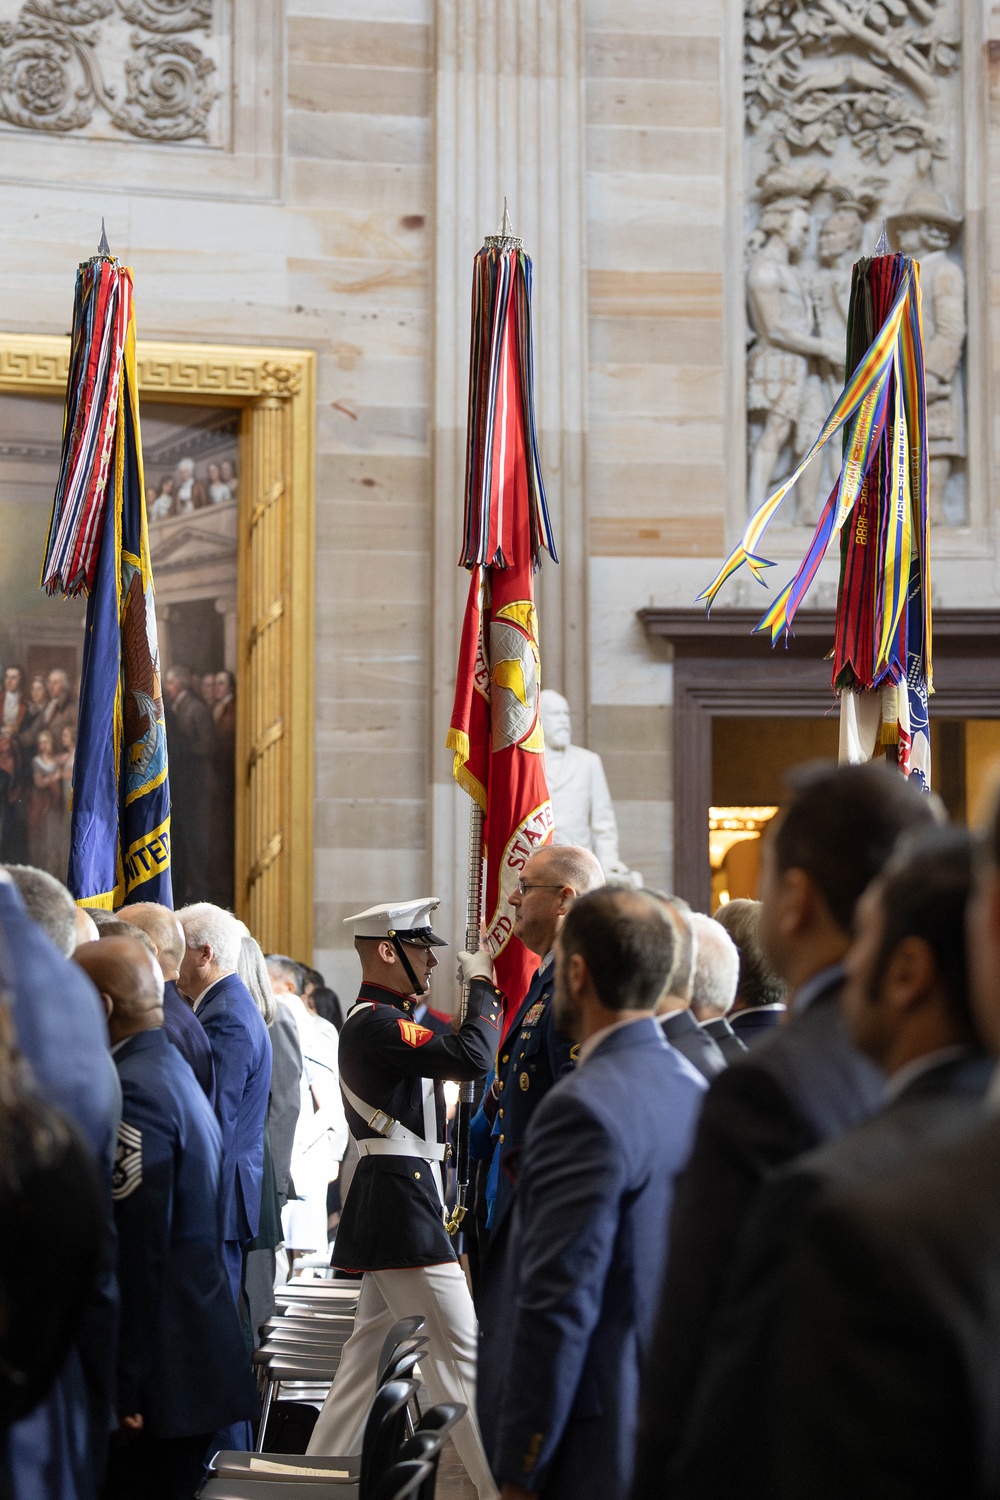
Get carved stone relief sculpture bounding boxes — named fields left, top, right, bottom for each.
left=744, top=0, right=967, bottom=526
left=0, top=0, right=220, bottom=142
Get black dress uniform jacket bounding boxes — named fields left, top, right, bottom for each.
left=334, top=978, right=501, bottom=1273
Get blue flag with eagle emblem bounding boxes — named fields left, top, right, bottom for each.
left=42, top=251, right=172, bottom=908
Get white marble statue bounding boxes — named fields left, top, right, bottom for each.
left=540, top=689, right=641, bottom=886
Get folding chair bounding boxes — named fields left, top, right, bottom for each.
left=199, top=1378, right=417, bottom=1500
left=369, top=1461, right=433, bottom=1500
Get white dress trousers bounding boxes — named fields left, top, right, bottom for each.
left=306, top=1260, right=497, bottom=1500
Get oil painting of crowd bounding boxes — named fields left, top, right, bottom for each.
left=0, top=394, right=239, bottom=908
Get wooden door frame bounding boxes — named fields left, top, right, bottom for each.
left=639, top=609, right=1000, bottom=912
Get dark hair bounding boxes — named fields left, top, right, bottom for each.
left=714, top=899, right=787, bottom=1010
left=773, top=761, right=937, bottom=933
left=560, top=888, right=676, bottom=1013
left=266, top=953, right=305, bottom=993
left=874, top=826, right=977, bottom=1036
left=300, top=965, right=324, bottom=993
left=312, top=986, right=343, bottom=1030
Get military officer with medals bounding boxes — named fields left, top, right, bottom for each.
left=307, top=897, right=500, bottom=1500
left=466, top=844, right=604, bottom=1463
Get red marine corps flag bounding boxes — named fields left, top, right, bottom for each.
left=447, top=209, right=558, bottom=1027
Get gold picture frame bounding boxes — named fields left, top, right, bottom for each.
left=0, top=332, right=316, bottom=957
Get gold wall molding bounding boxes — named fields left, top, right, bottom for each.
left=0, top=331, right=316, bottom=958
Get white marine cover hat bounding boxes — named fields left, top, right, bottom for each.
left=343, top=897, right=448, bottom=948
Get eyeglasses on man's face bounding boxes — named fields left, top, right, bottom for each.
left=515, top=879, right=565, bottom=897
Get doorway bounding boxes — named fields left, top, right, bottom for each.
left=641, top=607, right=1000, bottom=912
left=711, top=716, right=839, bottom=909
left=708, top=714, right=1000, bottom=909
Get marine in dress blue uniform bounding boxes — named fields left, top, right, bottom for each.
left=307, top=899, right=501, bottom=1500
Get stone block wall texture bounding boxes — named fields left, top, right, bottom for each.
left=0, top=0, right=996, bottom=1000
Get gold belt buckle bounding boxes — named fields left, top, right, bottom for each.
left=368, top=1109, right=393, bottom=1135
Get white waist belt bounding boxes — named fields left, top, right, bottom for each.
left=358, top=1137, right=449, bottom=1161
left=341, top=1080, right=448, bottom=1163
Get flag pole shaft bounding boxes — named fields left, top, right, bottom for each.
left=447, top=802, right=484, bottom=1235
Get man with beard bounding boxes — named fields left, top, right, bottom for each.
left=489, top=888, right=706, bottom=1500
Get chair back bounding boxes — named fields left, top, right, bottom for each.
left=376, top=1316, right=426, bottom=1384
left=415, top=1404, right=465, bottom=1442
left=381, top=1345, right=425, bottom=1386
left=359, top=1378, right=419, bottom=1500
left=370, top=1459, right=435, bottom=1500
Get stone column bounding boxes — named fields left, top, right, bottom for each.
left=215, top=593, right=238, bottom=674
left=430, top=0, right=588, bottom=960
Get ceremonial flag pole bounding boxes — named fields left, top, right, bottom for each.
left=698, top=226, right=931, bottom=787
left=445, top=205, right=558, bottom=1234
left=42, top=227, right=172, bottom=907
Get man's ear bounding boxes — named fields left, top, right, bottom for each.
left=378, top=939, right=396, bottom=966
left=100, top=992, right=113, bottom=1020
left=777, top=866, right=813, bottom=935
left=566, top=951, right=587, bottom=997
left=880, top=936, right=936, bottom=1018
left=557, top=885, right=575, bottom=914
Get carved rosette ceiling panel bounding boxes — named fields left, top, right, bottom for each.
left=744, top=0, right=967, bottom=528
left=0, top=0, right=221, bottom=143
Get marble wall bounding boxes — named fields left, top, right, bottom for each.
left=0, top=0, right=997, bottom=1006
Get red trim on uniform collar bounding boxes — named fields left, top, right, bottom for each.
left=358, top=981, right=416, bottom=1012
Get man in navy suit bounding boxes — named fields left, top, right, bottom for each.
left=689, top=912, right=746, bottom=1064
left=491, top=887, right=706, bottom=1500
left=714, top=898, right=787, bottom=1049
left=467, top=845, right=604, bottom=1458
left=177, top=903, right=272, bottom=1311
left=631, top=762, right=937, bottom=1499
left=1, top=865, right=121, bottom=1500
left=117, top=903, right=216, bottom=1104
left=653, top=899, right=727, bottom=1081
left=76, top=937, right=258, bottom=1499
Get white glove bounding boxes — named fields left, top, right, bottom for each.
left=457, top=949, right=495, bottom=985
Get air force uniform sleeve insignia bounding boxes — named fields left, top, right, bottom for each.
left=112, top=1120, right=143, bottom=1201
left=398, top=1019, right=435, bottom=1047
